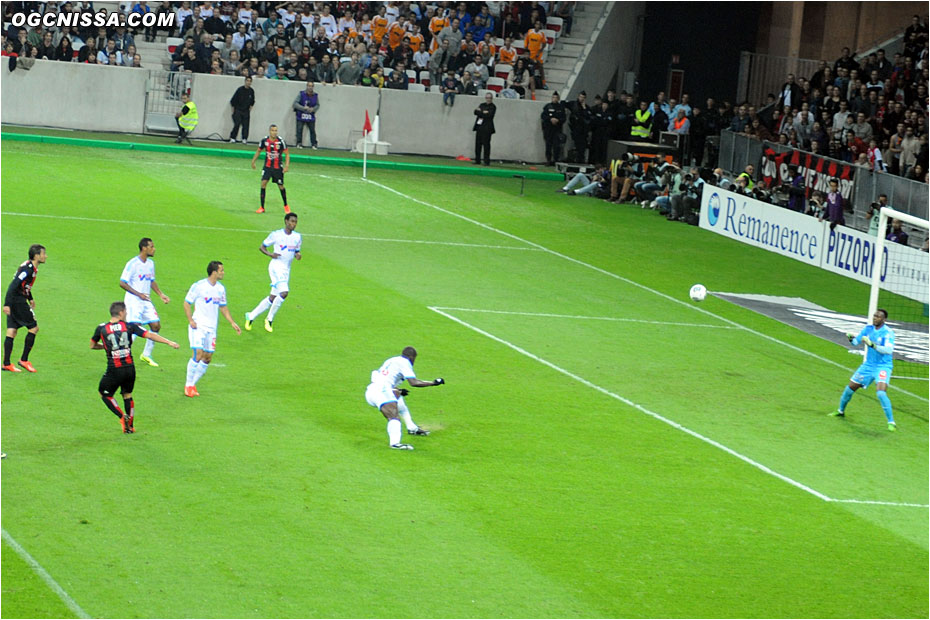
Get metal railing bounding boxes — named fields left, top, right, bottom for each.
left=717, top=129, right=929, bottom=227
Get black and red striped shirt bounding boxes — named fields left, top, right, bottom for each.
left=4, top=260, right=37, bottom=306
left=259, top=136, right=288, bottom=170
left=91, top=321, right=148, bottom=369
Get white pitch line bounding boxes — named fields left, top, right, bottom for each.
left=430, top=307, right=929, bottom=509
left=367, top=179, right=929, bottom=405
left=830, top=498, right=929, bottom=508
left=431, top=306, right=738, bottom=329
left=2, top=528, right=91, bottom=619
left=428, top=306, right=833, bottom=502
left=1, top=213, right=536, bottom=251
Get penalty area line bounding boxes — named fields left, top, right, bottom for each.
left=431, top=306, right=737, bottom=329
left=829, top=498, right=929, bottom=508
left=1, top=213, right=536, bottom=251
left=2, top=528, right=91, bottom=619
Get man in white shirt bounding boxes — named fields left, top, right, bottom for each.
left=183, top=261, right=241, bottom=397
left=119, top=237, right=170, bottom=367
left=365, top=347, right=445, bottom=450
left=244, top=213, right=302, bottom=333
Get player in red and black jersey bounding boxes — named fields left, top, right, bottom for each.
left=250, top=124, right=291, bottom=214
left=91, top=301, right=179, bottom=433
left=2, top=244, right=46, bottom=373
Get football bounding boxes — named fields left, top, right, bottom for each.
left=689, top=284, right=707, bottom=302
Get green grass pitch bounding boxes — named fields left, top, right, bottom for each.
left=1, top=136, right=927, bottom=618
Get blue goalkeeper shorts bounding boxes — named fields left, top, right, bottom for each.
left=850, top=363, right=892, bottom=388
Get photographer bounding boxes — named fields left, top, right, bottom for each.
left=607, top=153, right=647, bottom=203
left=558, top=163, right=611, bottom=198
left=669, top=167, right=703, bottom=222
left=866, top=194, right=888, bottom=236
left=633, top=160, right=663, bottom=207
left=653, top=162, right=682, bottom=214
left=782, top=164, right=806, bottom=212
left=807, top=191, right=825, bottom=218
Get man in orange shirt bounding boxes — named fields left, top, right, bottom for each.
left=428, top=10, right=449, bottom=52
left=408, top=24, right=424, bottom=51
left=524, top=20, right=547, bottom=86
left=498, top=36, right=517, bottom=65
left=388, top=15, right=406, bottom=50
left=372, top=6, right=389, bottom=47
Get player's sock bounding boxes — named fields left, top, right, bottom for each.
left=20, top=332, right=35, bottom=362
left=142, top=337, right=155, bottom=358
left=267, top=296, right=285, bottom=322
left=101, top=395, right=124, bottom=418
left=260, top=188, right=266, bottom=208
left=279, top=187, right=287, bottom=206
left=123, top=397, right=134, bottom=427
left=387, top=418, right=402, bottom=445
left=185, top=358, right=197, bottom=386
left=399, top=410, right=418, bottom=432
left=248, top=297, right=273, bottom=320
left=838, top=386, right=854, bottom=412
left=192, top=360, right=209, bottom=385
left=3, top=337, right=13, bottom=365
left=876, top=391, right=894, bottom=423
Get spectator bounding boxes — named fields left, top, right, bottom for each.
left=336, top=52, right=362, bottom=85
left=525, top=20, right=547, bottom=87
left=229, top=76, right=254, bottom=144
left=507, top=57, right=534, bottom=99
left=153, top=1, right=175, bottom=39
left=129, top=53, right=142, bottom=68
left=472, top=92, right=496, bottom=166
left=315, top=53, right=335, bottom=83
left=428, top=39, right=452, bottom=88
left=112, top=25, right=134, bottom=53
left=886, top=219, right=909, bottom=245
left=170, top=36, right=194, bottom=71
left=36, top=31, right=56, bottom=60
left=318, top=4, right=338, bottom=38
left=121, top=43, right=137, bottom=66
left=55, top=35, right=74, bottom=62
left=97, top=39, right=122, bottom=65
left=464, top=54, right=488, bottom=87
left=289, top=80, right=319, bottom=149
left=747, top=118, right=772, bottom=142
left=130, top=1, right=155, bottom=42
left=784, top=164, right=806, bottom=212
left=905, top=163, right=925, bottom=181
left=778, top=73, right=802, bottom=109
left=729, top=104, right=750, bottom=133
left=232, top=22, right=251, bottom=51
left=900, top=125, right=920, bottom=177
left=224, top=49, right=241, bottom=75
left=498, top=36, right=517, bottom=65
left=832, top=99, right=851, bottom=136
left=411, top=42, right=430, bottom=80
left=290, top=28, right=309, bottom=55
left=852, top=111, right=873, bottom=141
left=834, top=47, right=859, bottom=74
left=437, top=17, right=462, bottom=54
left=441, top=69, right=459, bottom=106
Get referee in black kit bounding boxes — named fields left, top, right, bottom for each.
left=2, top=244, right=46, bottom=373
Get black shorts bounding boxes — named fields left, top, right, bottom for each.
left=98, top=366, right=136, bottom=396
left=6, top=299, right=36, bottom=330
left=262, top=168, right=284, bottom=184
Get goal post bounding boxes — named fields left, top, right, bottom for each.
left=868, top=206, right=929, bottom=381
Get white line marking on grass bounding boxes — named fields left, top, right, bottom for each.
left=2, top=528, right=91, bottom=619
left=1, top=213, right=536, bottom=251
left=428, top=306, right=833, bottom=502
left=368, top=179, right=928, bottom=404
left=830, top=499, right=929, bottom=508
left=431, top=306, right=738, bottom=329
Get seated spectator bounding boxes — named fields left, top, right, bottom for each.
left=411, top=42, right=430, bottom=78
left=290, top=28, right=309, bottom=55
left=232, top=22, right=251, bottom=51
left=508, top=57, right=535, bottom=99
left=55, top=35, right=74, bottom=62
left=314, top=53, right=335, bottom=83
left=461, top=70, right=480, bottom=95
left=810, top=121, right=828, bottom=148
left=464, top=54, right=489, bottom=87
left=729, top=104, right=750, bottom=133
left=154, top=1, right=176, bottom=38
left=747, top=118, right=772, bottom=141
left=224, top=49, right=241, bottom=74
left=852, top=111, right=873, bottom=141
left=240, top=39, right=257, bottom=62
left=35, top=31, right=56, bottom=60
left=905, top=163, right=925, bottom=182
left=121, top=44, right=137, bottom=66
left=441, top=69, right=460, bottom=106
left=97, top=39, right=122, bottom=65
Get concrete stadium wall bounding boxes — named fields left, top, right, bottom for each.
left=0, top=60, right=548, bottom=161
left=1, top=60, right=148, bottom=133
left=567, top=1, right=645, bottom=100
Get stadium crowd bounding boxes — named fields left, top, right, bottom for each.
left=2, top=1, right=573, bottom=97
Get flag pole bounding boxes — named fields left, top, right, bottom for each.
left=363, top=128, right=368, bottom=179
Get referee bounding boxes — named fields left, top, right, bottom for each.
left=2, top=244, right=46, bottom=373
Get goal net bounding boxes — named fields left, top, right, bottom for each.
left=867, top=206, right=929, bottom=381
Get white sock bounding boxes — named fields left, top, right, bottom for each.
left=398, top=400, right=417, bottom=431
left=142, top=337, right=155, bottom=358
left=185, top=358, right=197, bottom=386
left=387, top=418, right=401, bottom=445
left=267, top=296, right=286, bottom=322
left=192, top=360, right=209, bottom=385
left=248, top=297, right=273, bottom=320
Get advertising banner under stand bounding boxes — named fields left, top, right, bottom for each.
left=760, top=145, right=856, bottom=202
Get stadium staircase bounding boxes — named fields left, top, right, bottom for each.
left=543, top=3, right=608, bottom=96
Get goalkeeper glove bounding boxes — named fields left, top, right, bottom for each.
left=845, top=332, right=855, bottom=343
left=862, top=336, right=874, bottom=348
left=434, top=378, right=445, bottom=386
left=398, top=388, right=410, bottom=396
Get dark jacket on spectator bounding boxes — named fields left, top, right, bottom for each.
left=230, top=84, right=255, bottom=112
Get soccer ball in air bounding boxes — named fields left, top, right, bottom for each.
left=689, top=284, right=707, bottom=302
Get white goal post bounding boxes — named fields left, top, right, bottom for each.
left=868, top=206, right=929, bottom=318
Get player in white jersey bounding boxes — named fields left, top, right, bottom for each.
left=244, top=212, right=302, bottom=333
left=182, top=261, right=241, bottom=397
left=119, top=238, right=171, bottom=367
left=365, top=346, right=445, bottom=449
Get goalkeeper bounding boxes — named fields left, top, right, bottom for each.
left=830, top=309, right=897, bottom=431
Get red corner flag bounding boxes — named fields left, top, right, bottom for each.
left=363, top=110, right=372, bottom=136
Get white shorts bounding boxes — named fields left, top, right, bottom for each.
left=365, top=383, right=397, bottom=409
left=188, top=325, right=217, bottom=353
left=269, top=262, right=291, bottom=296
left=126, top=296, right=160, bottom=325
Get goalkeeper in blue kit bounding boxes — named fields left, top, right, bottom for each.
left=830, top=309, right=897, bottom=431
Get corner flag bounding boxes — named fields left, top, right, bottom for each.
left=363, top=110, right=372, bottom=136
